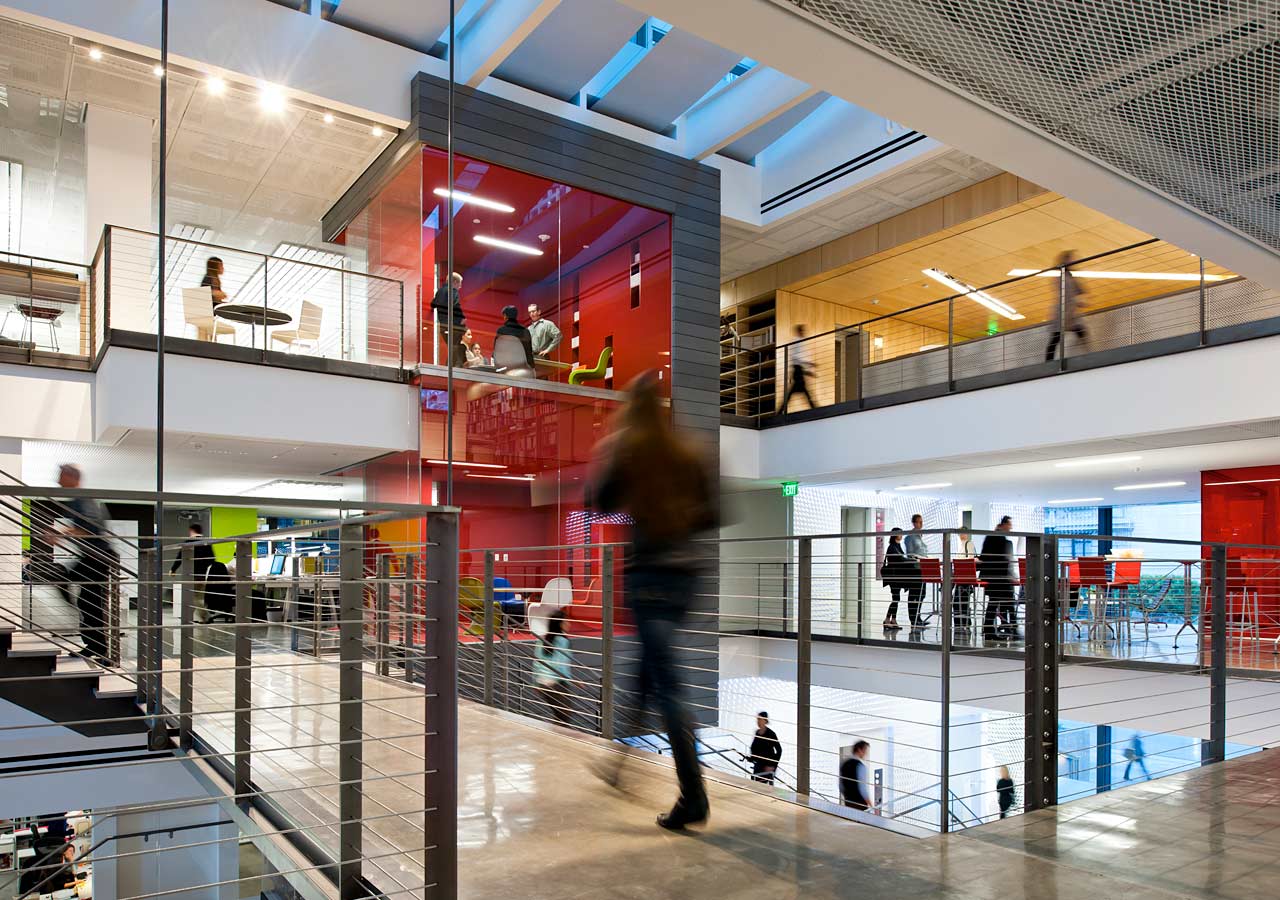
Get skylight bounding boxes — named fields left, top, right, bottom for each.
left=580, top=18, right=671, bottom=105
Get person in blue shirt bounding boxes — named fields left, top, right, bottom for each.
left=904, top=514, right=928, bottom=629
left=532, top=610, right=572, bottom=725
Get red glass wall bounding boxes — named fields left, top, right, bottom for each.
left=421, top=147, right=672, bottom=390
left=1202, top=465, right=1280, bottom=638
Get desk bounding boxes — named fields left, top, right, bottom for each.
left=214, top=303, right=292, bottom=348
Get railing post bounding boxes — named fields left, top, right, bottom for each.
left=376, top=553, right=391, bottom=678
left=796, top=537, right=812, bottom=797
left=289, top=555, right=301, bottom=653
left=261, top=256, right=269, bottom=360
left=780, top=343, right=789, bottom=416
left=601, top=545, right=615, bottom=739
left=1024, top=534, right=1058, bottom=812
left=136, top=548, right=154, bottom=708
left=103, top=226, right=113, bottom=338
left=399, top=282, right=405, bottom=367
left=338, top=522, right=364, bottom=898
left=424, top=513, right=459, bottom=900
left=1198, top=257, right=1208, bottom=346
left=1056, top=265, right=1068, bottom=371
left=179, top=547, right=194, bottom=750
left=234, top=539, right=252, bottom=808
left=939, top=535, right=952, bottom=833
left=1207, top=545, right=1227, bottom=763
left=483, top=551, right=495, bottom=706
left=856, top=560, right=864, bottom=643
left=404, top=553, right=418, bottom=683
left=946, top=296, right=955, bottom=392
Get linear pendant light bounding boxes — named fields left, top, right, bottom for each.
left=433, top=187, right=515, bottom=213
left=922, top=268, right=1024, bottom=321
left=1007, top=268, right=1228, bottom=282
left=1113, top=481, right=1187, bottom=491
left=474, top=234, right=543, bottom=256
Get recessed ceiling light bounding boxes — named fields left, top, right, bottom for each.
left=88, top=47, right=103, bottom=61
left=474, top=234, right=543, bottom=256
left=152, top=64, right=165, bottom=77
left=1054, top=455, right=1142, bottom=468
left=472, top=218, right=481, bottom=224
left=206, top=76, right=226, bottom=95
left=894, top=482, right=953, bottom=491
left=323, top=112, right=335, bottom=124
left=1113, top=481, right=1187, bottom=491
left=258, top=83, right=286, bottom=113
left=371, top=125, right=384, bottom=137
left=1007, top=268, right=1228, bottom=282
left=922, top=268, right=1023, bottom=321
left=1046, top=497, right=1105, bottom=505
left=507, top=226, right=515, bottom=231
left=432, top=188, right=514, bottom=213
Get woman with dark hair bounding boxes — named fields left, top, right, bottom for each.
left=202, top=256, right=227, bottom=304
left=880, top=528, right=913, bottom=631
left=532, top=609, right=572, bottom=725
left=590, top=372, right=717, bottom=830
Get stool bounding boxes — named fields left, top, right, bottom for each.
left=1, top=302, right=62, bottom=351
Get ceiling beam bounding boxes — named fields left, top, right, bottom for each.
left=456, top=0, right=562, bottom=88
left=678, top=66, right=818, bottom=160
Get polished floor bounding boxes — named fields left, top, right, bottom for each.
left=160, top=647, right=1280, bottom=899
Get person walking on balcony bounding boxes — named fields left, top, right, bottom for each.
left=747, top=711, right=782, bottom=784
left=1123, top=734, right=1151, bottom=781
left=1045, top=250, right=1088, bottom=361
left=979, top=516, right=1018, bottom=642
left=201, top=256, right=227, bottom=305
left=905, top=513, right=928, bottom=630
left=996, top=765, right=1016, bottom=818
left=47, top=465, right=118, bottom=664
left=881, top=528, right=913, bottom=631
left=781, top=324, right=815, bottom=413
left=527, top=303, right=562, bottom=358
left=840, top=740, right=874, bottom=812
left=589, top=372, right=717, bottom=831
left=432, top=272, right=466, bottom=367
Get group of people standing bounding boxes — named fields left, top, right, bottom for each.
left=881, top=514, right=1021, bottom=641
left=431, top=271, right=562, bottom=369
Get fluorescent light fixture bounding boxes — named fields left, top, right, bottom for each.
left=922, top=268, right=1024, bottom=321
left=206, top=76, right=226, bottom=95
left=1046, top=497, right=1104, bottom=505
left=1113, top=481, right=1187, bottom=491
left=371, top=125, right=384, bottom=137
left=323, top=112, right=335, bottom=124
left=152, top=64, right=165, bottom=77
left=894, top=482, right=953, bottom=491
left=243, top=479, right=344, bottom=500
left=88, top=47, right=103, bottom=61
left=1203, top=477, right=1280, bottom=487
left=432, top=188, right=515, bottom=213
left=425, top=459, right=507, bottom=470
left=466, top=473, right=536, bottom=482
left=258, top=83, right=286, bottom=113
left=1054, top=455, right=1142, bottom=468
left=1008, top=268, right=1228, bottom=282
left=474, top=234, right=543, bottom=256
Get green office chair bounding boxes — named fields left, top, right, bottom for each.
left=568, top=346, right=612, bottom=386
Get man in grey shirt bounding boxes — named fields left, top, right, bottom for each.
left=527, top=303, right=562, bottom=358
left=905, top=513, right=927, bottom=629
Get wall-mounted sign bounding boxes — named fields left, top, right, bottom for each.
left=781, top=481, right=799, bottom=497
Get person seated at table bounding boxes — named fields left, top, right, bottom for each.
left=461, top=327, right=485, bottom=367
left=202, top=256, right=227, bottom=304
left=495, top=305, right=534, bottom=367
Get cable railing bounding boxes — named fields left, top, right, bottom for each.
left=0, top=482, right=458, bottom=898
left=457, top=529, right=1280, bottom=835
left=92, top=225, right=406, bottom=369
left=724, top=240, right=1280, bottom=423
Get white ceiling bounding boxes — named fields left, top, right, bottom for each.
left=22, top=430, right=380, bottom=498
left=795, top=423, right=1280, bottom=508
left=720, top=148, right=1003, bottom=281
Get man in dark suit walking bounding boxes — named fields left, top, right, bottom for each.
left=747, top=711, right=783, bottom=784
left=978, top=515, right=1018, bottom=641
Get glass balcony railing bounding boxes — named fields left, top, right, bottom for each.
left=0, top=249, right=95, bottom=365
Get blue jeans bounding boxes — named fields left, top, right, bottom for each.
left=629, top=569, right=706, bottom=811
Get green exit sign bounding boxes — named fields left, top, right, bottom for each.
left=781, top=481, right=800, bottom=497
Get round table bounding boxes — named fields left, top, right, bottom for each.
left=214, top=303, right=292, bottom=349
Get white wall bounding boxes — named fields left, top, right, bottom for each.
left=84, top=106, right=152, bottom=269
left=94, top=801, right=236, bottom=900
left=94, top=346, right=418, bottom=452
left=0, top=364, right=94, bottom=443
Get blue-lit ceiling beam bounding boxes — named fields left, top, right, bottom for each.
left=679, top=66, right=819, bottom=161
left=456, top=0, right=564, bottom=87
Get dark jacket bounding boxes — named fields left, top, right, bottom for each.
left=978, top=533, right=1016, bottom=583
left=881, top=540, right=918, bottom=586
left=496, top=318, right=534, bottom=367
left=997, top=776, right=1016, bottom=812
left=749, top=727, right=782, bottom=772
left=170, top=541, right=215, bottom=576
left=431, top=284, right=465, bottom=328
left=840, top=756, right=870, bottom=810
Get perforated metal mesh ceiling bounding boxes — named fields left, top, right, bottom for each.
left=786, top=0, right=1280, bottom=252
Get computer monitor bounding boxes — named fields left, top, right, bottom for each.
left=269, top=554, right=287, bottom=576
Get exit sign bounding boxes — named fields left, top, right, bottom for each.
left=781, top=481, right=800, bottom=497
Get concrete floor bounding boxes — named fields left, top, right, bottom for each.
left=168, top=650, right=1280, bottom=899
